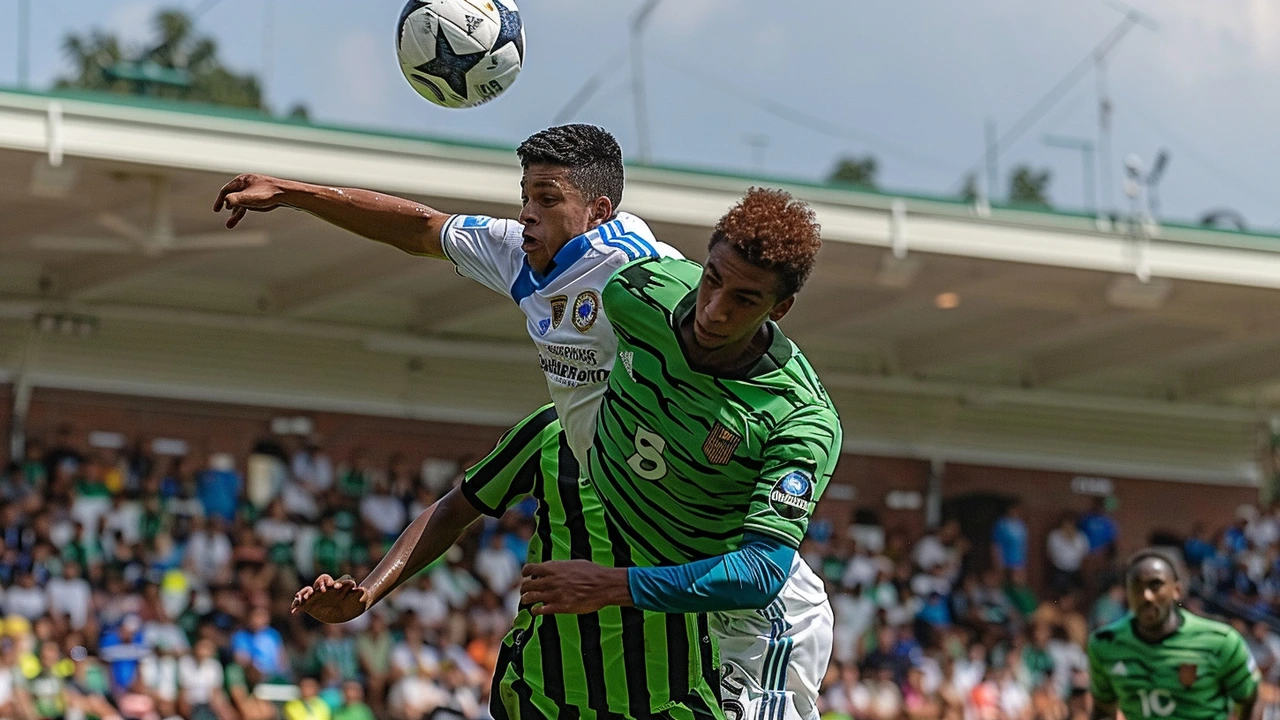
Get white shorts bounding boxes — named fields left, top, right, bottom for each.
left=710, top=556, right=833, bottom=720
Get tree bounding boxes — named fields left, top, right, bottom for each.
left=828, top=155, right=879, bottom=189
left=55, top=9, right=265, bottom=112
left=1008, top=165, right=1051, bottom=207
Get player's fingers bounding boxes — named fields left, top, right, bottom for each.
left=521, top=562, right=548, bottom=579
left=213, top=177, right=242, bottom=211
left=226, top=206, right=247, bottom=229
left=520, top=575, right=551, bottom=593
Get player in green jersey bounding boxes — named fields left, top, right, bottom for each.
left=519, top=189, right=841, bottom=720
left=1087, top=549, right=1259, bottom=720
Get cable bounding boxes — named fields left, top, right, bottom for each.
left=948, top=13, right=1150, bottom=192
left=653, top=54, right=958, bottom=176
left=1122, top=106, right=1276, bottom=211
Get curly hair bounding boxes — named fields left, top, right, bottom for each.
left=516, top=124, right=624, bottom=210
left=709, top=187, right=822, bottom=298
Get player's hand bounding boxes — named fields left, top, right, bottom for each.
left=214, top=173, right=293, bottom=229
left=290, top=574, right=371, bottom=624
left=520, top=560, right=632, bottom=615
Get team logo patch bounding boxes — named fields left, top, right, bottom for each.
left=1178, top=663, right=1197, bottom=688
left=536, top=318, right=551, bottom=336
left=702, top=422, right=742, bottom=466
left=550, top=296, right=568, bottom=329
left=572, top=291, right=600, bottom=332
left=769, top=470, right=813, bottom=520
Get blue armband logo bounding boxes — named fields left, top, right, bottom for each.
left=769, top=471, right=813, bottom=520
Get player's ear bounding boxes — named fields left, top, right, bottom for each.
left=588, top=196, right=613, bottom=228
left=770, top=295, right=796, bottom=323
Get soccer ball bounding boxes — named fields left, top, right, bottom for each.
left=396, top=0, right=525, bottom=109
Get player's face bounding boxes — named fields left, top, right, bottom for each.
left=519, top=164, right=611, bottom=275
left=692, top=242, right=795, bottom=352
left=1127, top=558, right=1181, bottom=632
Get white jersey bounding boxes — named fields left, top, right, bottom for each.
left=440, top=212, right=681, bottom=463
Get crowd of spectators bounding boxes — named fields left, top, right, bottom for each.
left=0, top=427, right=1275, bottom=720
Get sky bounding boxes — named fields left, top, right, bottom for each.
left=3, top=0, right=1279, bottom=229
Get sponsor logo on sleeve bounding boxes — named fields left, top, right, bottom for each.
left=769, top=470, right=813, bottom=520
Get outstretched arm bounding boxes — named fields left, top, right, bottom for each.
left=292, top=485, right=482, bottom=623
left=214, top=174, right=449, bottom=258
left=520, top=532, right=794, bottom=615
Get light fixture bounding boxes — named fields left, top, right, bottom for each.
left=935, top=292, right=960, bottom=310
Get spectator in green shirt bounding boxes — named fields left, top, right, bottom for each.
left=334, top=681, right=375, bottom=720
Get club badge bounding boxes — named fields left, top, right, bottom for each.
left=572, top=291, right=599, bottom=332
left=550, top=295, right=568, bottom=329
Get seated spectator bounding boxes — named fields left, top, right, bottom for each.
left=474, top=533, right=520, bottom=595
left=992, top=503, right=1029, bottom=574
left=1046, top=515, right=1089, bottom=597
left=177, top=639, right=227, bottom=720
left=284, top=677, right=331, bottom=720
left=231, top=608, right=288, bottom=684
left=335, top=680, right=376, bottom=720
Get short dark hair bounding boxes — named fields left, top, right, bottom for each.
left=709, top=187, right=823, bottom=298
left=1127, top=547, right=1184, bottom=583
left=516, top=124, right=624, bottom=210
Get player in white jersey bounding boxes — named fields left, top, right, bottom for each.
left=215, top=123, right=831, bottom=720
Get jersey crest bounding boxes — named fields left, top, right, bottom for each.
left=702, top=422, right=742, bottom=466
left=572, top=290, right=600, bottom=332
left=550, top=295, right=567, bottom=329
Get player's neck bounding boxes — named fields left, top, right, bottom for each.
left=679, top=318, right=772, bottom=377
left=1133, top=608, right=1183, bottom=643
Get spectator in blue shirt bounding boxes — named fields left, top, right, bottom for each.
left=231, top=608, right=289, bottom=683
left=1077, top=496, right=1119, bottom=559
left=1183, top=521, right=1216, bottom=570
left=99, top=615, right=150, bottom=693
left=991, top=502, right=1028, bottom=573
left=198, top=454, right=242, bottom=523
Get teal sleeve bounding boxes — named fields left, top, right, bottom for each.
left=627, top=532, right=794, bottom=613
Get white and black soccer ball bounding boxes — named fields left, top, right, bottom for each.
left=396, top=0, right=525, bottom=109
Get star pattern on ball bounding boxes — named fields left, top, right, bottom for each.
left=492, top=0, right=525, bottom=63
left=419, top=21, right=488, bottom=99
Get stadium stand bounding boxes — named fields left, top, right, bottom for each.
left=1, top=424, right=1277, bottom=720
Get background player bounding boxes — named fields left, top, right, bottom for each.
left=521, top=189, right=841, bottom=720
left=1087, top=548, right=1259, bottom=720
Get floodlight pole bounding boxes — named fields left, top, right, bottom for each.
left=631, top=0, right=663, bottom=164
left=17, top=0, right=30, bottom=88
left=1094, top=2, right=1158, bottom=220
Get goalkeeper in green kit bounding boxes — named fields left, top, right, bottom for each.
left=1087, top=549, right=1259, bottom=720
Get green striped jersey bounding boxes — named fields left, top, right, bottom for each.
left=1087, top=610, right=1260, bottom=720
left=461, top=405, right=721, bottom=720
left=588, top=257, right=842, bottom=566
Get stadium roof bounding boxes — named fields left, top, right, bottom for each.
left=2, top=86, right=1279, bottom=486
